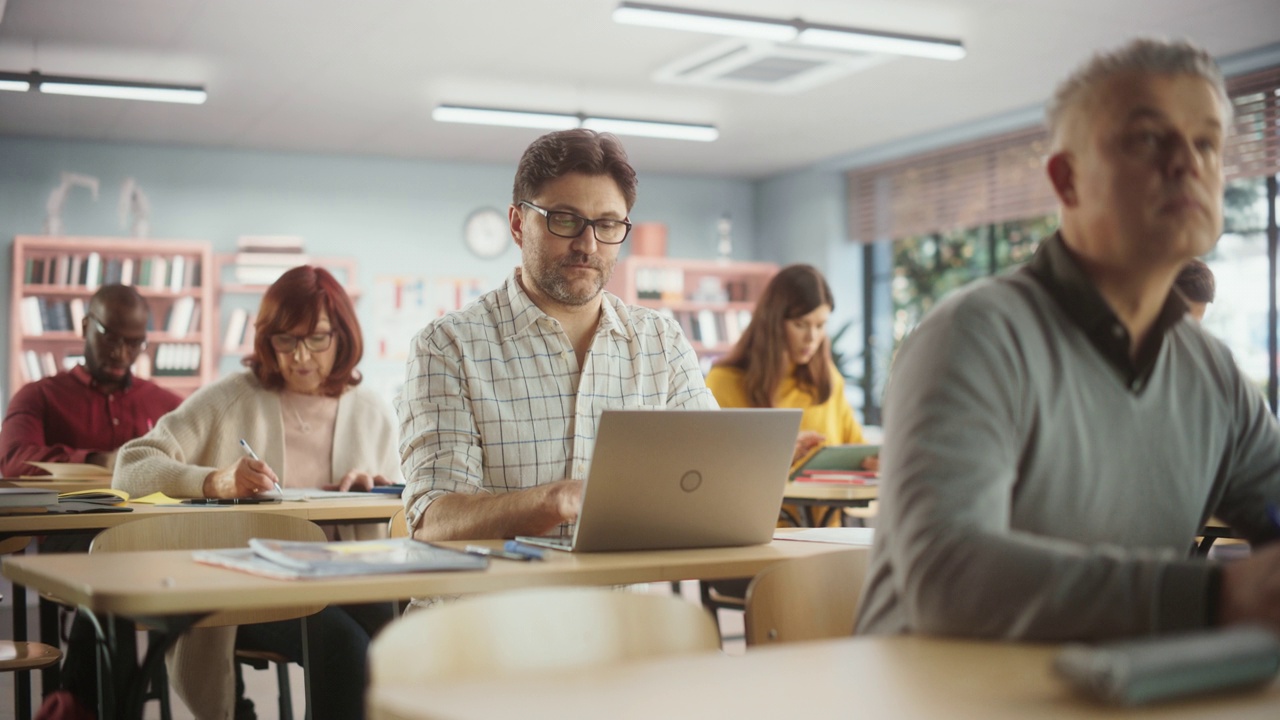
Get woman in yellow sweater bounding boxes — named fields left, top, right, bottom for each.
left=706, top=264, right=867, bottom=470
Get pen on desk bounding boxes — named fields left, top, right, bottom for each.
left=239, top=438, right=283, bottom=498
left=464, top=545, right=535, bottom=562
left=503, top=540, right=546, bottom=560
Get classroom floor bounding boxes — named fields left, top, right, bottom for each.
left=0, top=581, right=743, bottom=720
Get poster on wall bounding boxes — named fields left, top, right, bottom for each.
left=372, top=275, right=487, bottom=360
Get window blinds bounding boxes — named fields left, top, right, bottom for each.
left=847, top=65, right=1280, bottom=243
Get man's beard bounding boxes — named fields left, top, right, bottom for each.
left=528, top=251, right=613, bottom=306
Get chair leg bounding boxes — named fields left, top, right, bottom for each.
left=275, top=660, right=294, bottom=720
left=155, top=656, right=173, bottom=720
left=15, top=669, right=31, bottom=720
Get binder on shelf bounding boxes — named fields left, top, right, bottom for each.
left=39, top=351, right=58, bottom=378
left=22, top=350, right=42, bottom=382
left=696, top=309, right=719, bottom=347
left=168, top=255, right=186, bottom=292
left=21, top=297, right=44, bottom=335
left=223, top=309, right=249, bottom=353
left=84, top=252, right=102, bottom=290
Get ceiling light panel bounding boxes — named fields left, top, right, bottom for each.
left=613, top=2, right=797, bottom=42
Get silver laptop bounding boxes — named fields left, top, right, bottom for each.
left=516, top=408, right=801, bottom=552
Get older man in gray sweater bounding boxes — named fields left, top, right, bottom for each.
left=857, top=38, right=1280, bottom=641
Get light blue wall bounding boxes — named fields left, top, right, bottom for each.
left=0, top=136, right=760, bottom=400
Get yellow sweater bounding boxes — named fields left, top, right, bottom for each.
left=704, top=364, right=864, bottom=467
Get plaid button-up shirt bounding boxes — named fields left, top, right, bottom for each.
left=397, top=269, right=716, bottom=535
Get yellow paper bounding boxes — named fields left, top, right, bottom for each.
left=131, top=492, right=184, bottom=505
left=58, top=488, right=129, bottom=502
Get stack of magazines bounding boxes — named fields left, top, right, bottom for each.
left=194, top=538, right=488, bottom=579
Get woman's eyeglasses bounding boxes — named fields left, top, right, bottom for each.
left=270, top=332, right=334, bottom=354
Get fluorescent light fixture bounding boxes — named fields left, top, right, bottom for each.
left=0, top=70, right=207, bottom=104
left=582, top=116, right=718, bottom=142
left=798, top=26, right=966, bottom=61
left=433, top=105, right=578, bottom=130
left=434, top=104, right=718, bottom=142
left=612, top=1, right=964, bottom=61
left=613, top=2, right=796, bottom=42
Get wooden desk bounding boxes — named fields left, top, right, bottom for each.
left=0, top=496, right=403, bottom=538
left=0, top=496, right=403, bottom=710
left=781, top=481, right=877, bottom=527
left=370, top=635, right=1280, bottom=720
left=3, top=536, right=853, bottom=719
left=1, top=478, right=113, bottom=493
left=2, top=536, right=854, bottom=617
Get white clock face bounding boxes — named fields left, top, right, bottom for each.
left=464, top=207, right=510, bottom=259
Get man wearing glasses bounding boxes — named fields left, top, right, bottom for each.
left=398, top=128, right=715, bottom=544
left=1, top=284, right=180, bottom=718
left=0, top=283, right=181, bottom=477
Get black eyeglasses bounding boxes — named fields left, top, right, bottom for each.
left=519, top=201, right=632, bottom=245
left=270, top=332, right=334, bottom=354
left=87, top=314, right=148, bottom=352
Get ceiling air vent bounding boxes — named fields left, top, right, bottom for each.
left=653, top=39, right=888, bottom=94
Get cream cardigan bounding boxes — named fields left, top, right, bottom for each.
left=115, top=370, right=402, bottom=497
left=112, top=371, right=401, bottom=720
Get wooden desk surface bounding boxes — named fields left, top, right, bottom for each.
left=370, top=635, right=1280, bottom=720
left=0, top=496, right=403, bottom=536
left=1, top=536, right=852, bottom=618
left=1, top=478, right=113, bottom=493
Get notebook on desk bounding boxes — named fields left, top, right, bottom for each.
left=516, top=408, right=801, bottom=553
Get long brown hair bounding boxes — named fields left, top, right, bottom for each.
left=717, top=264, right=835, bottom=408
left=246, top=265, right=363, bottom=397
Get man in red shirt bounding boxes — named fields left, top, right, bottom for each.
left=4, top=285, right=181, bottom=720
left=1, top=284, right=181, bottom=476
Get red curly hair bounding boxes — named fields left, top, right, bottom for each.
left=245, top=265, right=362, bottom=397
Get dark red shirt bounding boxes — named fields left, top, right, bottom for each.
left=0, top=365, right=182, bottom=477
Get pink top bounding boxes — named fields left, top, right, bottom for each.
left=279, top=390, right=339, bottom=488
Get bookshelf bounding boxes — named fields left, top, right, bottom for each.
left=9, top=235, right=215, bottom=399
left=606, top=256, right=777, bottom=363
left=213, top=253, right=360, bottom=374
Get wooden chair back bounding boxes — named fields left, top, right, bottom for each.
left=387, top=507, right=408, bottom=538
left=90, top=512, right=328, bottom=627
left=369, top=587, right=720, bottom=687
left=744, top=548, right=869, bottom=646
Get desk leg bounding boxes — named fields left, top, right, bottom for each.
left=13, top=583, right=31, bottom=720
left=302, top=616, right=312, bottom=720
left=39, top=597, right=61, bottom=698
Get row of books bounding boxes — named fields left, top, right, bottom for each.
left=20, top=296, right=201, bottom=338
left=19, top=350, right=80, bottom=383
left=19, top=296, right=86, bottom=335
left=663, top=308, right=753, bottom=348
left=23, top=253, right=203, bottom=291
left=221, top=308, right=257, bottom=353
left=152, top=343, right=202, bottom=376
left=233, top=235, right=306, bottom=285
left=634, top=269, right=755, bottom=304
left=19, top=345, right=198, bottom=381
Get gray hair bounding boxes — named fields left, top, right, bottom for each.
left=1046, top=38, right=1231, bottom=144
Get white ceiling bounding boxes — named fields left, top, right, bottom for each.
left=0, top=0, right=1277, bottom=179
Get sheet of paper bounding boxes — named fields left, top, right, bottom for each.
left=276, top=488, right=385, bottom=501
left=131, top=492, right=184, bottom=505
left=25, top=462, right=112, bottom=480
left=773, top=527, right=875, bottom=546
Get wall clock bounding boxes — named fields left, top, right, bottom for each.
left=464, top=207, right=509, bottom=259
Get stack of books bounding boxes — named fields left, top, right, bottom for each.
left=234, top=236, right=307, bottom=285
left=0, top=488, right=59, bottom=515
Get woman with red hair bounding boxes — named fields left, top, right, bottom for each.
left=115, top=265, right=399, bottom=720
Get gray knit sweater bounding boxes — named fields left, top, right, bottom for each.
left=856, top=234, right=1280, bottom=641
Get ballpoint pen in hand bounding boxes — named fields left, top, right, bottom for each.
left=239, top=438, right=283, bottom=497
